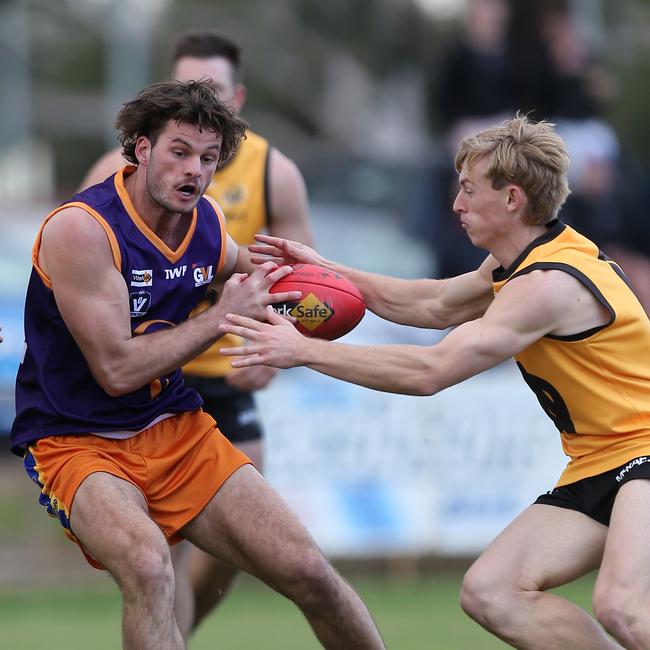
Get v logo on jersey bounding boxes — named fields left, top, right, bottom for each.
left=129, top=291, right=151, bottom=317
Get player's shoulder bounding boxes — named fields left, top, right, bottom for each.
left=268, top=147, right=304, bottom=187
left=43, top=205, right=109, bottom=243
left=504, top=266, right=587, bottom=312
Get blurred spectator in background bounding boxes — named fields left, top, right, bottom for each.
left=435, top=0, right=514, bottom=155
left=419, top=0, right=514, bottom=279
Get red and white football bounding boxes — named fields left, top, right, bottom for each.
left=270, top=264, right=365, bottom=340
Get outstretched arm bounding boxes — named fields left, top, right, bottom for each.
left=249, top=234, right=496, bottom=329
left=220, top=269, right=582, bottom=396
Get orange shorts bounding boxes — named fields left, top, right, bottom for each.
left=24, top=409, right=250, bottom=568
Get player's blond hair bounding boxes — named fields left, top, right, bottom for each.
left=455, top=114, right=571, bottom=225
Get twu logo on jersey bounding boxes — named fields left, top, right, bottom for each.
left=129, top=290, right=151, bottom=318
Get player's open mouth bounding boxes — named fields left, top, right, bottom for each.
left=177, top=184, right=198, bottom=199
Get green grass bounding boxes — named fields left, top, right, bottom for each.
left=0, top=571, right=597, bottom=649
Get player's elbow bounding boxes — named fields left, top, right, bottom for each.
left=97, top=375, right=130, bottom=397
left=409, top=369, right=443, bottom=397
left=93, top=365, right=136, bottom=397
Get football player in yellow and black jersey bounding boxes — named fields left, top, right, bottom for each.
left=80, top=31, right=314, bottom=639
left=221, top=115, right=650, bottom=650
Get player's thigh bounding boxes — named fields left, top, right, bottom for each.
left=466, top=504, right=607, bottom=592
left=596, top=479, right=650, bottom=597
left=71, top=471, right=168, bottom=573
left=180, top=464, right=319, bottom=583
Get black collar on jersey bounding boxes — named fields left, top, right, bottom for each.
left=492, top=219, right=566, bottom=282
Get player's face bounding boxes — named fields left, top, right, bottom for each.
left=453, top=157, right=512, bottom=251
left=173, top=56, right=244, bottom=112
left=142, top=120, right=222, bottom=214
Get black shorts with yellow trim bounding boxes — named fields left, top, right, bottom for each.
left=535, top=456, right=650, bottom=526
left=183, top=375, right=264, bottom=444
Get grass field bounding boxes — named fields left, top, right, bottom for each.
left=0, top=570, right=597, bottom=649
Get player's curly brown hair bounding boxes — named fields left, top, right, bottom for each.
left=115, top=79, right=247, bottom=166
left=455, top=114, right=571, bottom=225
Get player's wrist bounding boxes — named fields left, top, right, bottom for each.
left=299, top=336, right=329, bottom=367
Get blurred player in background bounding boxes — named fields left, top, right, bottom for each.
left=80, top=30, right=314, bottom=636
left=13, top=79, right=384, bottom=650
left=222, top=115, right=650, bottom=650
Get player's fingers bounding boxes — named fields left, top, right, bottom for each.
left=265, top=305, right=289, bottom=325
left=268, top=290, right=301, bottom=304
left=263, top=264, right=294, bottom=285
left=226, top=272, right=249, bottom=285
left=220, top=345, right=251, bottom=355
left=254, top=234, right=285, bottom=245
left=250, top=260, right=279, bottom=277
left=249, top=244, right=283, bottom=256
left=223, top=313, right=266, bottom=330
left=269, top=307, right=296, bottom=324
left=231, top=354, right=264, bottom=368
left=249, top=254, right=285, bottom=266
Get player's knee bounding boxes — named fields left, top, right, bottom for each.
left=460, top=567, right=513, bottom=633
left=283, top=549, right=338, bottom=610
left=117, top=537, right=174, bottom=598
left=593, top=583, right=643, bottom=644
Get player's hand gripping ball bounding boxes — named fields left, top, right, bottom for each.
left=270, top=264, right=365, bottom=340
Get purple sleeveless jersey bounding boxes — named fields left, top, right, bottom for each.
left=11, top=170, right=225, bottom=455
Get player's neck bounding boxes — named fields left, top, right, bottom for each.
left=490, top=223, right=549, bottom=269
left=123, top=169, right=192, bottom=249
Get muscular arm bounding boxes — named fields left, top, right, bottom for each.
left=40, top=209, right=296, bottom=396
left=250, top=235, right=497, bottom=328
left=78, top=147, right=126, bottom=191
left=326, top=254, right=497, bottom=328
left=222, top=268, right=606, bottom=395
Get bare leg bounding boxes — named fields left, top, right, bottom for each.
left=189, top=438, right=264, bottom=630
left=70, top=472, right=184, bottom=650
left=171, top=541, right=194, bottom=640
left=593, top=480, right=650, bottom=649
left=181, top=464, right=385, bottom=649
left=461, top=504, right=621, bottom=649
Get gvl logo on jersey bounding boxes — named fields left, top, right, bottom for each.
left=164, top=265, right=187, bottom=280
left=131, top=269, right=153, bottom=287
left=193, top=264, right=214, bottom=287
left=130, top=291, right=151, bottom=317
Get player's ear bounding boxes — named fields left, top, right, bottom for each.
left=233, top=83, right=247, bottom=112
left=505, top=185, right=525, bottom=213
left=134, top=136, right=151, bottom=165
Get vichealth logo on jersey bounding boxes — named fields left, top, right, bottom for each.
left=192, top=263, right=214, bottom=287
left=131, top=269, right=153, bottom=287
